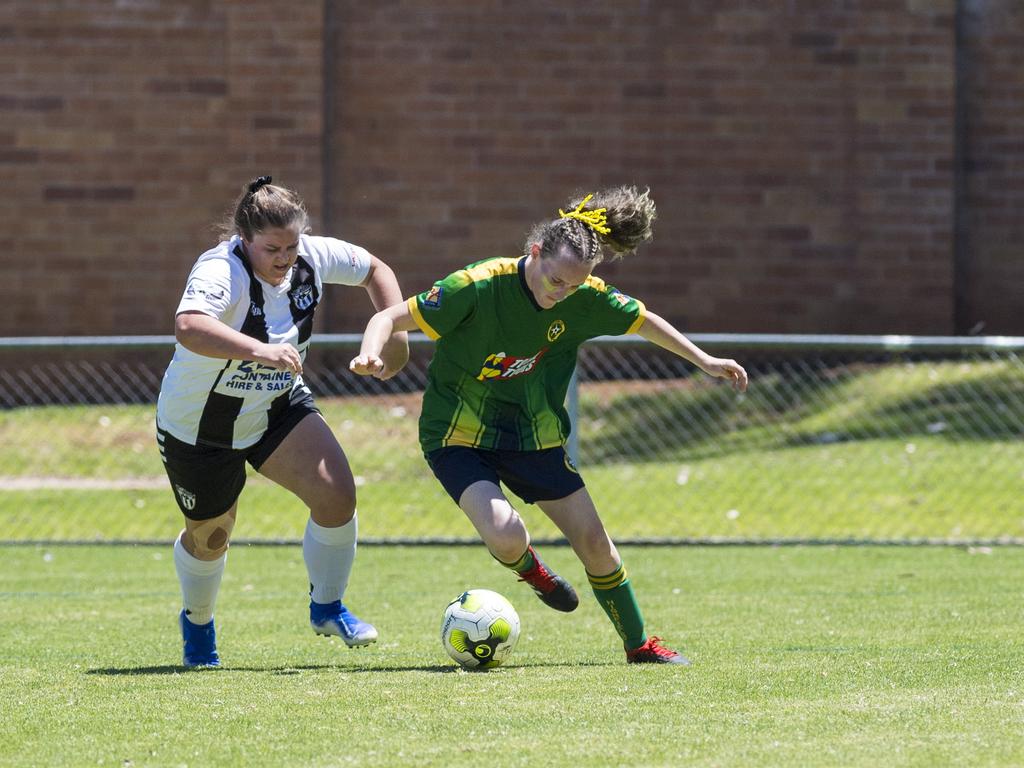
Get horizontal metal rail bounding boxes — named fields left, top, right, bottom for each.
left=1, top=333, right=1023, bottom=350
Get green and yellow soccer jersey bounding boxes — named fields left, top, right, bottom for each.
left=408, top=256, right=646, bottom=453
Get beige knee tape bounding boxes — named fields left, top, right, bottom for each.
left=188, top=513, right=236, bottom=559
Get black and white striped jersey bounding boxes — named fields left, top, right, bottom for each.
left=156, top=234, right=372, bottom=449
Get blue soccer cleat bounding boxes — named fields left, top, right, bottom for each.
left=179, top=610, right=220, bottom=668
left=310, top=600, right=378, bottom=647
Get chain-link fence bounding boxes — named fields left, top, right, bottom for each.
left=1, top=335, right=1022, bottom=544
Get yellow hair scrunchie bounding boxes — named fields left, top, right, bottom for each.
left=558, top=193, right=611, bottom=235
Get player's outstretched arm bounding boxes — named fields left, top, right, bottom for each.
left=360, top=255, right=410, bottom=378
left=350, top=301, right=420, bottom=380
left=636, top=311, right=748, bottom=392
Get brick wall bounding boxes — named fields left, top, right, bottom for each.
left=1, top=0, right=1018, bottom=336
left=959, top=0, right=1024, bottom=335
left=325, top=0, right=967, bottom=334
left=0, top=0, right=324, bottom=335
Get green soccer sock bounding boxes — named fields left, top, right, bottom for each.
left=588, top=563, right=647, bottom=650
left=495, top=545, right=536, bottom=574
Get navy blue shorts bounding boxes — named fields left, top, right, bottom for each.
left=157, top=389, right=320, bottom=521
left=425, top=446, right=585, bottom=505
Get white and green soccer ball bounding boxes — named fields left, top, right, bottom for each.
left=441, top=589, right=521, bottom=669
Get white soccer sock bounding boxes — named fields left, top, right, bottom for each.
left=303, top=514, right=357, bottom=605
left=173, top=530, right=226, bottom=626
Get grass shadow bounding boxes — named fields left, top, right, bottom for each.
left=86, top=664, right=337, bottom=676
left=87, top=659, right=616, bottom=676
left=346, top=659, right=617, bottom=673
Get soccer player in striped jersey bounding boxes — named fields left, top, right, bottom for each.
left=156, top=176, right=409, bottom=667
left=350, top=186, right=748, bottom=664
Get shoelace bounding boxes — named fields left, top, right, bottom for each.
left=637, top=636, right=677, bottom=658
left=518, top=562, right=556, bottom=593
left=332, top=606, right=363, bottom=631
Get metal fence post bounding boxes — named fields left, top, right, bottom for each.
left=566, top=364, right=579, bottom=465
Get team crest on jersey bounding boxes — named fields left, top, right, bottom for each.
left=476, top=349, right=546, bottom=381
left=547, top=320, right=566, bottom=342
left=175, top=484, right=196, bottom=511
left=289, top=284, right=315, bottom=311
left=423, top=285, right=443, bottom=308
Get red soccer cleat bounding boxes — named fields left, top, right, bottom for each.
left=626, top=636, right=691, bottom=665
left=516, top=547, right=579, bottom=612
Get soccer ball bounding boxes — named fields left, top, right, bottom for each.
left=440, top=589, right=521, bottom=669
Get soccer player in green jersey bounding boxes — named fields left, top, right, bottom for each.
left=351, top=186, right=748, bottom=664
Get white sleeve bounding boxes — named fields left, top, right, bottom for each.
left=302, top=235, right=372, bottom=286
left=175, top=255, right=240, bottom=319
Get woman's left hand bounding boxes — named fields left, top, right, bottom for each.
left=703, top=358, right=748, bottom=392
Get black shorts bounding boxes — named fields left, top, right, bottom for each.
left=425, top=445, right=585, bottom=505
left=157, top=390, right=320, bottom=520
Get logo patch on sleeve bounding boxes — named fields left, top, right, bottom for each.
left=185, top=280, right=225, bottom=302
left=423, top=285, right=443, bottom=308
left=609, top=289, right=631, bottom=307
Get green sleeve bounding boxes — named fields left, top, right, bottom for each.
left=585, top=284, right=647, bottom=338
left=409, top=270, right=478, bottom=339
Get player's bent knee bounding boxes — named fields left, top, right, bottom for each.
left=310, top=487, right=356, bottom=526
left=330, top=474, right=357, bottom=510
left=487, top=528, right=529, bottom=563
left=497, top=514, right=527, bottom=543
left=186, top=513, right=235, bottom=559
left=187, top=536, right=229, bottom=560
left=205, top=526, right=230, bottom=553
left=192, top=529, right=231, bottom=559
left=315, top=507, right=355, bottom=527
left=336, top=487, right=357, bottom=519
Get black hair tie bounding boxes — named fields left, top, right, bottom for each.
left=248, top=175, right=272, bottom=195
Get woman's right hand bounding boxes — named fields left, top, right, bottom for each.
left=348, top=354, right=384, bottom=377
left=255, top=342, right=303, bottom=374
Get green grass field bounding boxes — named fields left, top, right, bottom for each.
left=2, top=354, right=1019, bottom=765
left=1, top=544, right=1022, bottom=767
